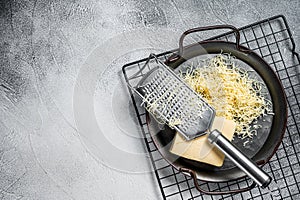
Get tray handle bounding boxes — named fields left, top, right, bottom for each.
left=180, top=168, right=256, bottom=195
left=168, top=25, right=248, bottom=63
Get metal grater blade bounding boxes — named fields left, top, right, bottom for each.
left=133, top=57, right=215, bottom=140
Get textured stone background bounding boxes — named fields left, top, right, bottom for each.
left=0, top=0, right=299, bottom=199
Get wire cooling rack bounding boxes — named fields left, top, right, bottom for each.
left=122, top=15, right=300, bottom=199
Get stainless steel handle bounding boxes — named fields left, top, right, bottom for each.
left=208, top=130, right=272, bottom=188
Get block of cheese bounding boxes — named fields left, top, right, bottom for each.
left=169, top=117, right=236, bottom=167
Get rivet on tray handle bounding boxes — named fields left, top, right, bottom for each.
left=167, top=25, right=250, bottom=63
left=179, top=167, right=257, bottom=195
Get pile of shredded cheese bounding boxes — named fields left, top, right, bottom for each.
left=182, top=54, right=272, bottom=138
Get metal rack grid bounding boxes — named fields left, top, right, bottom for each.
left=122, top=15, right=300, bottom=199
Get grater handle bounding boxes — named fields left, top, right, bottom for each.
left=208, top=130, right=272, bottom=188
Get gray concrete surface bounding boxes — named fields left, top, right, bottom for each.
left=0, top=0, right=299, bottom=199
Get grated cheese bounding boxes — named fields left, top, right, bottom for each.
left=182, top=54, right=272, bottom=138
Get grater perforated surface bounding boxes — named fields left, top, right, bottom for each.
left=132, top=59, right=215, bottom=140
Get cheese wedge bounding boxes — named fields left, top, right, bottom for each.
left=169, top=117, right=236, bottom=167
